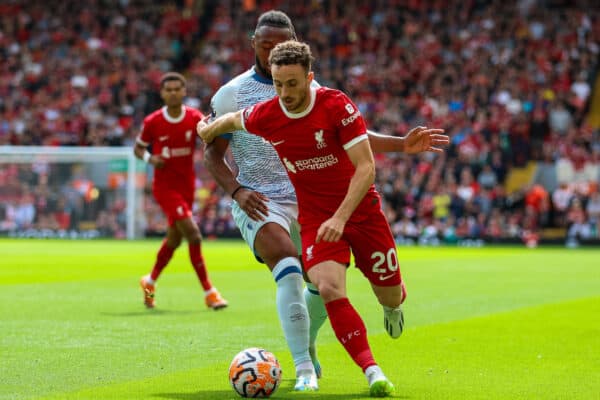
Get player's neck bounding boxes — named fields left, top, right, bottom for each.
left=253, top=64, right=272, bottom=81
left=165, top=105, right=183, bottom=118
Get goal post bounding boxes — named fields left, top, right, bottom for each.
left=0, top=146, right=144, bottom=239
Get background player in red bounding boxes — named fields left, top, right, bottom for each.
left=134, top=72, right=227, bottom=310
left=198, top=41, right=430, bottom=397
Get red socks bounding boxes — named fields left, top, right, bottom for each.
left=189, top=243, right=212, bottom=291
left=151, top=240, right=213, bottom=292
left=325, top=297, right=377, bottom=372
left=150, top=240, right=175, bottom=281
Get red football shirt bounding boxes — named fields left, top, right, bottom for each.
left=137, top=106, right=202, bottom=195
left=242, top=87, right=380, bottom=226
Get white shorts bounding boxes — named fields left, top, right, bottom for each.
left=231, top=200, right=302, bottom=263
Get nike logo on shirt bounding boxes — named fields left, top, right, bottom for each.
left=271, top=140, right=285, bottom=146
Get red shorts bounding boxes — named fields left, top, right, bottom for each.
left=154, top=189, right=193, bottom=226
left=301, top=210, right=402, bottom=287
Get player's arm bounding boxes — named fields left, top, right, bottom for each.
left=201, top=111, right=269, bottom=220
left=202, top=86, right=252, bottom=201
left=197, top=111, right=243, bottom=144
left=367, top=127, right=449, bottom=154
left=134, top=141, right=165, bottom=168
left=204, top=138, right=240, bottom=198
left=316, top=137, right=375, bottom=243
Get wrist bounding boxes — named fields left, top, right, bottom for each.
left=143, top=151, right=152, bottom=163
left=398, top=136, right=406, bottom=152
left=230, top=185, right=245, bottom=199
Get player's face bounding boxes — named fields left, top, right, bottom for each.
left=272, top=64, right=313, bottom=113
left=160, top=80, right=186, bottom=108
left=252, top=26, right=294, bottom=79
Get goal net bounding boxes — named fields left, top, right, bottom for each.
left=0, top=146, right=144, bottom=239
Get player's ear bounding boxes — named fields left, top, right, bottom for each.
left=250, top=35, right=256, bottom=50
left=307, top=71, right=314, bottom=84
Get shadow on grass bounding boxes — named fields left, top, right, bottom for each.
left=155, top=389, right=408, bottom=399
left=156, top=391, right=374, bottom=399
left=100, top=309, right=199, bottom=317
left=154, top=369, right=410, bottom=399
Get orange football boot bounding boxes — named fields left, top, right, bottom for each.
left=140, top=276, right=156, bottom=308
left=205, top=288, right=228, bottom=310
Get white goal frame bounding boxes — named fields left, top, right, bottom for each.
left=0, top=146, right=139, bottom=239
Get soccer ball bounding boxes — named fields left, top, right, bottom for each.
left=228, top=347, right=282, bottom=398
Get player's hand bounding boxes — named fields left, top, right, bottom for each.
left=402, top=126, right=449, bottom=154
left=150, top=155, right=165, bottom=169
left=316, top=217, right=346, bottom=243
left=234, top=188, right=269, bottom=222
left=196, top=116, right=212, bottom=143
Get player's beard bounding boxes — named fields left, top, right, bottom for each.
left=255, top=56, right=272, bottom=80
left=283, top=91, right=307, bottom=113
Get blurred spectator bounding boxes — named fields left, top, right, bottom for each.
left=1, top=0, right=598, bottom=243
left=566, top=198, right=592, bottom=240
left=586, top=190, right=600, bottom=225
left=548, top=101, right=573, bottom=136
left=477, top=164, right=498, bottom=190
left=551, top=182, right=574, bottom=227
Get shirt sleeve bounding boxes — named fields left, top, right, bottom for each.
left=210, top=84, right=237, bottom=140
left=211, top=84, right=237, bottom=118
left=137, top=115, right=153, bottom=147
left=240, top=101, right=272, bottom=141
left=331, top=92, right=368, bottom=149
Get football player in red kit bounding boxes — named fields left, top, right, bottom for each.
left=198, top=41, right=445, bottom=397
left=134, top=72, right=227, bottom=310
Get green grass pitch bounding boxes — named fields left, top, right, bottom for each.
left=1, top=239, right=599, bottom=399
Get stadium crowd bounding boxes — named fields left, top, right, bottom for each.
left=0, top=0, right=599, bottom=245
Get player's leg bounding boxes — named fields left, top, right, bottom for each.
left=303, top=279, right=326, bottom=378
left=337, top=222, right=398, bottom=397
left=232, top=201, right=317, bottom=391
left=304, top=232, right=392, bottom=396
left=140, top=198, right=183, bottom=308
left=176, top=216, right=228, bottom=309
left=290, top=218, right=327, bottom=378
left=255, top=223, right=317, bottom=391
left=307, top=258, right=393, bottom=396
left=349, top=216, right=406, bottom=339
left=372, top=283, right=405, bottom=338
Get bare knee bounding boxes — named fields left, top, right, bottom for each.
left=165, top=226, right=183, bottom=249
left=166, top=236, right=182, bottom=249
left=314, top=280, right=345, bottom=303
left=255, top=224, right=298, bottom=269
left=186, top=232, right=201, bottom=246
left=180, top=224, right=201, bottom=245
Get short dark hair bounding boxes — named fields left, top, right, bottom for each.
left=255, top=10, right=296, bottom=39
left=160, top=72, right=186, bottom=88
left=268, top=40, right=313, bottom=73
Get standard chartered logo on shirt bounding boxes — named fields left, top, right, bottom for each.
left=285, top=154, right=339, bottom=172
left=283, top=158, right=297, bottom=173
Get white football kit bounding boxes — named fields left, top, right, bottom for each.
left=211, top=68, right=319, bottom=258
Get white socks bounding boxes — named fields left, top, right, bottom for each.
left=272, top=257, right=312, bottom=370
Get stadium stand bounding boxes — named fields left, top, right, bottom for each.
left=0, top=0, right=598, bottom=245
